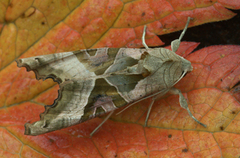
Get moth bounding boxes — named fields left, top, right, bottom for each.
left=16, top=17, right=206, bottom=136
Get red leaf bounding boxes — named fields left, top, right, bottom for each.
left=0, top=0, right=240, bottom=157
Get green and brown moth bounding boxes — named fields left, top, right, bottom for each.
left=16, top=17, right=206, bottom=136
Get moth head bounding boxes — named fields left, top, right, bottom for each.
left=179, top=57, right=193, bottom=82
left=172, top=57, right=193, bottom=85
left=181, top=57, right=193, bottom=73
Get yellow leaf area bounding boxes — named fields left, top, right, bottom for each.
left=0, top=0, right=240, bottom=157
left=0, top=0, right=240, bottom=68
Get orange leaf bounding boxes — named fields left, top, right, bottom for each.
left=0, top=0, right=240, bottom=157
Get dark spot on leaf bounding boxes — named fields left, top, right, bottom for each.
left=115, top=154, right=117, bottom=157
left=128, top=23, right=130, bottom=27
left=209, top=0, right=213, bottom=2
left=220, top=126, right=224, bottom=130
left=182, top=148, right=188, bottom=152
left=21, top=13, right=25, bottom=18
left=41, top=21, right=45, bottom=25
left=49, top=138, right=54, bottom=143
left=187, top=17, right=195, bottom=23
left=9, top=3, right=13, bottom=7
left=220, top=78, right=223, bottom=81
left=144, top=151, right=147, bottom=155
left=142, top=12, right=145, bottom=17
left=173, top=26, right=178, bottom=29
left=168, top=134, right=172, bottom=138
left=232, top=111, right=236, bottom=114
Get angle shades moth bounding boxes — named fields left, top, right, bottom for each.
left=16, top=17, right=206, bottom=136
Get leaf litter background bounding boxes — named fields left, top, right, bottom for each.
left=0, top=0, right=240, bottom=157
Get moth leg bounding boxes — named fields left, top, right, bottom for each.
left=142, top=25, right=149, bottom=49
left=116, top=89, right=168, bottom=115
left=171, top=17, right=191, bottom=52
left=169, top=87, right=207, bottom=127
left=90, top=110, right=114, bottom=137
left=145, top=96, right=157, bottom=126
left=116, top=94, right=155, bottom=115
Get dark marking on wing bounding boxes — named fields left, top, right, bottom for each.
left=74, top=48, right=120, bottom=75
left=82, top=78, right=128, bottom=121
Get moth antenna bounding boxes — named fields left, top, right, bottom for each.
left=142, top=25, right=149, bottom=49
left=179, top=17, right=191, bottom=41
left=171, top=17, right=191, bottom=52
left=90, top=110, right=114, bottom=137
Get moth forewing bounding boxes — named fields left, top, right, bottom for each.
left=16, top=17, right=206, bottom=136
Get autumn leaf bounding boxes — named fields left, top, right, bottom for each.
left=0, top=0, right=240, bottom=158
